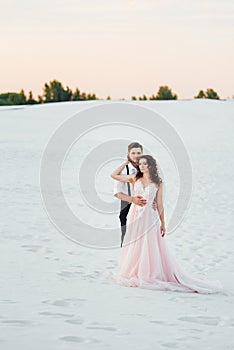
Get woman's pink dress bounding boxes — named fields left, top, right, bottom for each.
left=110, top=179, right=224, bottom=294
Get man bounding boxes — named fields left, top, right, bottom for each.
left=113, top=142, right=157, bottom=247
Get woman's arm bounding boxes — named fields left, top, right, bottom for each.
left=111, top=160, right=136, bottom=183
left=156, top=182, right=166, bottom=236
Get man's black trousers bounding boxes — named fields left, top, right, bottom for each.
left=119, top=200, right=131, bottom=247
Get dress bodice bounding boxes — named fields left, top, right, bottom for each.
left=133, top=179, right=158, bottom=206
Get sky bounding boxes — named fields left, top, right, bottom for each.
left=0, top=0, right=234, bottom=99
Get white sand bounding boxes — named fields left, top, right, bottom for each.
left=0, top=99, right=234, bottom=349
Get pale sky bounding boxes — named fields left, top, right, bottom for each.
left=1, top=0, right=234, bottom=99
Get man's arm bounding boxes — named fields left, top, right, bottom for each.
left=111, top=161, right=146, bottom=206
left=114, top=192, right=147, bottom=206
left=111, top=161, right=135, bottom=183
left=114, top=192, right=132, bottom=202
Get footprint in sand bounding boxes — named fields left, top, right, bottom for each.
left=178, top=315, right=221, bottom=326
left=21, top=244, right=42, bottom=252
left=161, top=341, right=179, bottom=348
left=65, top=319, right=84, bottom=325
left=86, top=321, right=118, bottom=332
left=86, top=325, right=118, bottom=331
left=39, top=311, right=74, bottom=318
left=0, top=319, right=33, bottom=327
left=59, top=336, right=101, bottom=343
left=41, top=298, right=87, bottom=307
left=57, top=271, right=81, bottom=278
left=150, top=320, right=166, bottom=325
left=41, top=299, right=70, bottom=307
left=0, top=299, right=17, bottom=304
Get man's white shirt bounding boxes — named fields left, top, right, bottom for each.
left=113, top=163, right=137, bottom=197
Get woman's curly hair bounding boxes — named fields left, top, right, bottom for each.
left=135, top=155, right=163, bottom=187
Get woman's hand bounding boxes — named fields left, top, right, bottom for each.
left=160, top=222, right=166, bottom=237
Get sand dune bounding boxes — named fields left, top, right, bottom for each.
left=0, top=99, right=233, bottom=349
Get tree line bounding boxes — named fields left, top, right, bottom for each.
left=0, top=79, right=226, bottom=105
left=0, top=80, right=98, bottom=106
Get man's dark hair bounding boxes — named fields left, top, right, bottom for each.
left=127, top=142, right=143, bottom=152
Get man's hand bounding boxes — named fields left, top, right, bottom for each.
left=152, top=199, right=157, bottom=211
left=132, top=195, right=147, bottom=206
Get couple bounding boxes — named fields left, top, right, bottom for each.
left=109, top=142, right=224, bottom=294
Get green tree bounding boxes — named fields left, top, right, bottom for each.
left=27, top=90, right=37, bottom=104
left=205, top=88, right=220, bottom=99
left=195, top=88, right=220, bottom=99
left=42, top=80, right=72, bottom=102
left=150, top=86, right=177, bottom=100
left=80, top=92, right=87, bottom=100
left=87, top=93, right=97, bottom=100
left=0, top=89, right=27, bottom=105
left=37, top=94, right=43, bottom=103
left=72, top=88, right=81, bottom=101
left=195, top=90, right=206, bottom=98
left=139, top=94, right=148, bottom=100
left=43, top=83, right=51, bottom=102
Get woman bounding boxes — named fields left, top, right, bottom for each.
left=109, top=155, right=224, bottom=294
